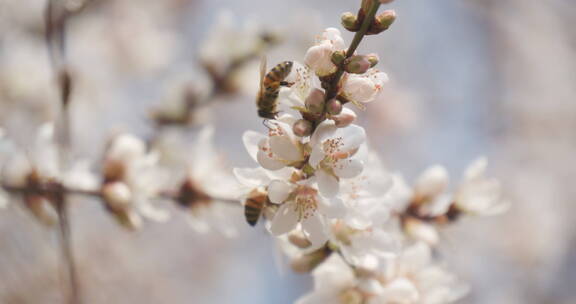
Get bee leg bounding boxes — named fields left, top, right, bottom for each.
left=262, top=119, right=273, bottom=129
left=280, top=81, right=294, bottom=87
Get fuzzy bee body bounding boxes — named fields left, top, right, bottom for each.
left=256, top=58, right=293, bottom=119
left=244, top=189, right=268, bottom=226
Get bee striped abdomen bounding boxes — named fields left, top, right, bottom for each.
left=244, top=190, right=268, bottom=226
left=256, top=60, right=293, bottom=120
left=263, top=61, right=293, bottom=86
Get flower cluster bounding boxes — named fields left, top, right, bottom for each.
left=234, top=1, right=508, bottom=303
left=0, top=124, right=241, bottom=236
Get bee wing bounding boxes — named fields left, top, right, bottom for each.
left=259, top=56, right=267, bottom=94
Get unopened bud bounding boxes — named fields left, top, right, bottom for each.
left=344, top=55, right=371, bottom=74
left=331, top=50, right=346, bottom=66
left=305, top=88, right=326, bottom=114
left=368, top=10, right=396, bottom=35
left=326, top=99, right=343, bottom=115
left=403, top=217, right=439, bottom=246
left=366, top=53, right=379, bottom=67
left=291, top=246, right=331, bottom=273
left=293, top=119, right=313, bottom=137
left=341, top=12, right=360, bottom=32
left=332, top=108, right=357, bottom=128
left=102, top=181, right=132, bottom=211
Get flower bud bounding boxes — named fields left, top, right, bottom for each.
left=344, top=55, right=371, bottom=74
left=288, top=231, right=312, bottom=249
left=403, top=217, right=439, bottom=245
left=331, top=50, right=346, bottom=66
left=366, top=53, right=379, bottom=67
left=332, top=108, right=357, bottom=128
left=292, top=119, right=313, bottom=137
left=368, top=10, right=396, bottom=35
left=326, top=99, right=343, bottom=115
left=414, top=165, right=448, bottom=202
left=305, top=88, right=326, bottom=114
left=291, top=246, right=331, bottom=273
left=341, top=12, right=360, bottom=32
left=102, top=181, right=132, bottom=211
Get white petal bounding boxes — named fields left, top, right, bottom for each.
left=318, top=197, right=347, bottom=219
left=309, top=145, right=325, bottom=168
left=381, top=278, right=419, bottom=303
left=257, top=139, right=285, bottom=170
left=404, top=218, right=439, bottom=246
left=312, top=253, right=355, bottom=290
left=233, top=167, right=270, bottom=188
left=310, top=120, right=336, bottom=147
left=316, top=170, right=339, bottom=198
left=268, top=180, right=293, bottom=204
left=269, top=203, right=299, bottom=236
left=257, top=150, right=285, bottom=170
left=333, top=158, right=363, bottom=178
left=302, top=214, right=328, bottom=247
left=337, top=124, right=366, bottom=152
left=415, top=165, right=449, bottom=198
left=269, top=134, right=301, bottom=162
left=401, top=242, right=432, bottom=272
left=137, top=200, right=170, bottom=222
left=242, top=130, right=266, bottom=163
left=464, top=156, right=487, bottom=181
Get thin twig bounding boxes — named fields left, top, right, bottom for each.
left=45, top=0, right=81, bottom=302
left=322, top=0, right=382, bottom=105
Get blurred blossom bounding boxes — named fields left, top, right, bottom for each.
left=102, top=133, right=170, bottom=229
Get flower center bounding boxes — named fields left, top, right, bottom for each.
left=267, top=123, right=284, bottom=137
left=293, top=186, right=318, bottom=221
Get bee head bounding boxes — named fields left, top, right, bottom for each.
left=258, top=110, right=276, bottom=120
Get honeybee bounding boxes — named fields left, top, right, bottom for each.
left=256, top=57, right=293, bottom=119
left=244, top=188, right=269, bottom=226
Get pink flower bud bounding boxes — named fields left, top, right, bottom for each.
left=327, top=99, right=343, bottom=115
left=332, top=108, right=357, bottom=128
left=344, top=55, right=372, bottom=74
left=102, top=181, right=132, bottom=210
left=304, top=28, right=346, bottom=77
left=305, top=88, right=326, bottom=114
left=293, top=119, right=313, bottom=137
left=341, top=68, right=388, bottom=104
left=288, top=231, right=312, bottom=248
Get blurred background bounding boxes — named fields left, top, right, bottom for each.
left=0, top=0, right=575, bottom=303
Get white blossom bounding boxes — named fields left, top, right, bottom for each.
left=181, top=126, right=243, bottom=237
left=334, top=152, right=393, bottom=229
left=243, top=115, right=306, bottom=171
left=374, top=242, right=469, bottom=304
left=103, top=133, right=170, bottom=228
left=454, top=157, right=509, bottom=216
left=341, top=68, right=388, bottom=104
left=304, top=28, right=346, bottom=77
left=268, top=177, right=346, bottom=247
left=309, top=120, right=366, bottom=197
